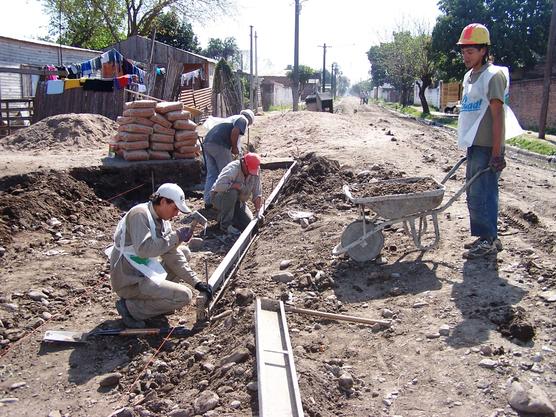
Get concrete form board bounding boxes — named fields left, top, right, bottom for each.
left=256, top=298, right=304, bottom=417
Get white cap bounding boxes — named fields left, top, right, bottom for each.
left=155, top=183, right=191, bottom=213
left=240, top=109, right=255, bottom=125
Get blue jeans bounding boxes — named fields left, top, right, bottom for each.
left=465, top=145, right=500, bottom=240
left=203, top=143, right=233, bottom=204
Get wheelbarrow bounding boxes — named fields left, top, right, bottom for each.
left=332, top=157, right=490, bottom=262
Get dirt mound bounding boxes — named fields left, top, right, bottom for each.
left=350, top=177, right=441, bottom=198
left=0, top=170, right=118, bottom=245
left=0, top=113, right=117, bottom=151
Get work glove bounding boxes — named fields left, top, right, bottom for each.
left=195, top=282, right=214, bottom=301
left=489, top=155, right=506, bottom=172
left=257, top=213, right=265, bottom=225
left=176, top=226, right=193, bottom=243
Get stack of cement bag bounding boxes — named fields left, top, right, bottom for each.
left=113, top=100, right=201, bottom=161
left=115, top=100, right=157, bottom=161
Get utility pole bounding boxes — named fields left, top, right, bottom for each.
left=318, top=43, right=329, bottom=92
left=332, top=63, right=337, bottom=99
left=539, top=0, right=556, bottom=139
left=249, top=25, right=254, bottom=110
left=255, top=31, right=259, bottom=112
left=293, top=0, right=300, bottom=111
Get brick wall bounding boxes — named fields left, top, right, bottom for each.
left=510, top=77, right=556, bottom=131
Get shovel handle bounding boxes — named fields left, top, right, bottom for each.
left=92, top=327, right=192, bottom=337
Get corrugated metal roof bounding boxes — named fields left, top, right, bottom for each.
left=0, top=34, right=101, bottom=53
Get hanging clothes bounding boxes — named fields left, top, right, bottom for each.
left=46, top=79, right=64, bottom=94
left=64, top=79, right=81, bottom=90
left=45, top=65, right=58, bottom=81
left=82, top=79, right=114, bottom=92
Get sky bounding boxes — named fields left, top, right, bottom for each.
left=0, top=0, right=441, bottom=84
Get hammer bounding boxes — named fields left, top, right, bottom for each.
left=182, top=210, right=208, bottom=232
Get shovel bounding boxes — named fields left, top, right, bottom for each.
left=43, top=326, right=193, bottom=344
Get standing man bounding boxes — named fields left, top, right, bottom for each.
left=202, top=109, right=255, bottom=209
left=210, top=153, right=263, bottom=235
left=107, top=183, right=213, bottom=328
left=456, top=23, right=522, bottom=259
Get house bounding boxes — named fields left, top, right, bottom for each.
left=413, top=80, right=461, bottom=113
left=0, top=35, right=101, bottom=100
left=260, top=75, right=292, bottom=111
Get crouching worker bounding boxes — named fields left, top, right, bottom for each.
left=107, top=183, right=213, bottom=328
left=211, top=153, right=264, bottom=235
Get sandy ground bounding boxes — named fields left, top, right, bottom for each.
left=0, top=97, right=555, bottom=417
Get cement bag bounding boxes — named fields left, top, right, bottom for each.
left=118, top=124, right=154, bottom=134
left=117, top=116, right=154, bottom=127
left=155, top=101, right=183, bottom=114
left=176, top=144, right=201, bottom=154
left=150, top=142, right=174, bottom=152
left=148, top=150, right=172, bottom=160
left=120, top=140, right=149, bottom=150
left=124, top=150, right=149, bottom=161
left=174, top=151, right=198, bottom=159
left=173, top=137, right=197, bottom=147
left=175, top=130, right=198, bottom=142
left=153, top=124, right=176, bottom=136
left=150, top=133, right=174, bottom=144
left=173, top=119, right=197, bottom=131
left=124, top=100, right=157, bottom=110
left=117, top=132, right=150, bottom=142
left=123, top=108, right=155, bottom=118
left=150, top=113, right=173, bottom=128
left=166, top=110, right=191, bottom=122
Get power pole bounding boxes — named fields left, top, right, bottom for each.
left=332, top=63, right=337, bottom=99
left=293, top=0, right=300, bottom=111
left=318, top=43, right=330, bottom=92
left=249, top=25, right=254, bottom=110
left=255, top=31, right=259, bottom=112
left=539, top=0, right=556, bottom=139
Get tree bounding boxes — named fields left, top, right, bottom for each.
left=43, top=0, right=125, bottom=49
left=42, top=0, right=233, bottom=46
left=202, top=37, right=241, bottom=66
left=154, top=11, right=200, bottom=52
left=432, top=0, right=553, bottom=80
left=287, top=65, right=316, bottom=99
left=350, top=80, right=372, bottom=97
left=414, top=33, right=435, bottom=114
left=337, top=74, right=350, bottom=96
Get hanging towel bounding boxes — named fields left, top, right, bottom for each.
left=82, top=79, right=114, bottom=92
left=81, top=60, right=92, bottom=76
left=46, top=79, right=64, bottom=94
left=45, top=65, right=58, bottom=80
left=64, top=79, right=82, bottom=90
left=122, top=58, right=134, bottom=75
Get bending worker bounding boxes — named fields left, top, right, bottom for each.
left=107, top=183, right=213, bottom=328
left=211, top=152, right=264, bottom=235
left=203, top=109, right=255, bottom=209
left=456, top=23, right=522, bottom=259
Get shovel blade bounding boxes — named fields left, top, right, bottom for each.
left=43, top=330, right=88, bottom=344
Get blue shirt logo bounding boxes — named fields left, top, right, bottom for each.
left=460, top=95, right=482, bottom=112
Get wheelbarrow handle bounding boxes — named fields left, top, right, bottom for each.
left=435, top=166, right=491, bottom=214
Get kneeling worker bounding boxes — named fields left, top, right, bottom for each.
left=107, top=183, right=213, bottom=328
left=211, top=153, right=264, bottom=234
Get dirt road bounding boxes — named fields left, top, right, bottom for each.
left=0, top=97, right=555, bottom=417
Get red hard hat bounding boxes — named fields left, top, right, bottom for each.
left=243, top=153, right=261, bottom=176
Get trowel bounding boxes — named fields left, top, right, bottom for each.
left=43, top=326, right=193, bottom=344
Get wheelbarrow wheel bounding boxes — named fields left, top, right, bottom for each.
left=340, top=220, right=384, bottom=262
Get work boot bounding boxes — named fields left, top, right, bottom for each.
left=464, top=237, right=503, bottom=251
left=115, top=299, right=145, bottom=329
left=463, top=239, right=498, bottom=259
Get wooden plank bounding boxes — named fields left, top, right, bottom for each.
left=256, top=298, right=304, bottom=417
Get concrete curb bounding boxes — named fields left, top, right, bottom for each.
left=379, top=105, right=556, bottom=166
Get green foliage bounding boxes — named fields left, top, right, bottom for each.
left=507, top=135, right=556, bottom=155
left=431, top=0, right=553, bottom=80
left=154, top=11, right=201, bottom=52
left=350, top=80, right=372, bottom=96
left=286, top=65, right=317, bottom=97
left=203, top=37, right=241, bottom=67
left=367, top=31, right=430, bottom=105
left=337, top=74, right=350, bottom=96
left=43, top=0, right=125, bottom=49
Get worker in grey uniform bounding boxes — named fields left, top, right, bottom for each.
left=107, top=183, right=213, bottom=328
left=211, top=152, right=264, bottom=234
left=203, top=109, right=255, bottom=209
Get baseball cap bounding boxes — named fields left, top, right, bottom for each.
left=155, top=183, right=191, bottom=213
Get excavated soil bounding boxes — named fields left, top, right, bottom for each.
left=0, top=98, right=555, bottom=417
left=0, top=114, right=117, bottom=151
left=349, top=177, right=441, bottom=199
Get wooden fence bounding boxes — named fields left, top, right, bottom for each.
left=33, top=81, right=125, bottom=123
left=179, top=87, right=212, bottom=121
left=0, top=98, right=34, bottom=138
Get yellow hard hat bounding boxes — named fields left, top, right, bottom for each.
left=457, top=23, right=491, bottom=46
